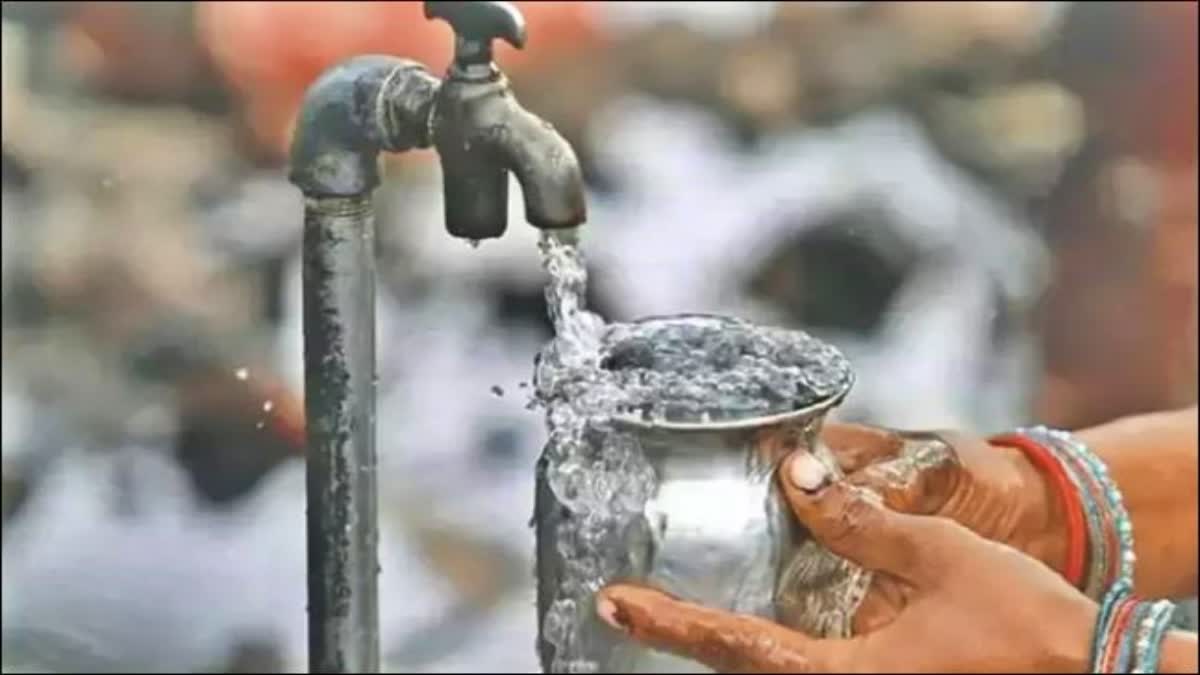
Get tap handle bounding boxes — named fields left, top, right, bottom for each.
left=424, top=1, right=527, bottom=71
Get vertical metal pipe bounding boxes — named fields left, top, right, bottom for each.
left=302, top=194, right=379, bottom=673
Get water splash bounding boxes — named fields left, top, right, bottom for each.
left=533, top=233, right=856, bottom=672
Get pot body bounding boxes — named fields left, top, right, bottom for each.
left=535, top=401, right=870, bottom=673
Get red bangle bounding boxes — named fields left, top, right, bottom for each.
left=989, top=432, right=1088, bottom=589
left=1059, top=449, right=1121, bottom=591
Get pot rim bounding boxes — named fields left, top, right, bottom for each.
left=610, top=373, right=853, bottom=433
left=604, top=313, right=854, bottom=433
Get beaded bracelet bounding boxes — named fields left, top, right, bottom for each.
left=1133, top=599, right=1178, bottom=673
left=1094, top=584, right=1128, bottom=671
left=1020, top=426, right=1137, bottom=595
left=988, top=431, right=1088, bottom=588
left=1093, top=587, right=1178, bottom=673
left=998, top=426, right=1179, bottom=674
left=1051, top=438, right=1116, bottom=598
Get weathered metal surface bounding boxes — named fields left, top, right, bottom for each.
left=290, top=5, right=591, bottom=672
left=288, top=57, right=439, bottom=198
left=302, top=195, right=379, bottom=673
left=431, top=75, right=587, bottom=239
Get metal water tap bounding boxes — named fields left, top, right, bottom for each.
left=426, top=1, right=587, bottom=238
left=289, top=1, right=586, bottom=237
left=286, top=2, right=587, bottom=672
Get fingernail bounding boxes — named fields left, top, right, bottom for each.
left=596, top=595, right=628, bottom=634
left=788, top=452, right=831, bottom=493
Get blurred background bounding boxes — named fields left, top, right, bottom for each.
left=0, top=1, right=1195, bottom=672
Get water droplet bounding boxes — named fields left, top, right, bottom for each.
left=235, top=368, right=249, bottom=380
left=490, top=385, right=504, bottom=398
left=255, top=421, right=265, bottom=430
left=263, top=400, right=275, bottom=412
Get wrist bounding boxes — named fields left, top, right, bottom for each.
left=1157, top=630, right=1199, bottom=673
left=999, top=443, right=1073, bottom=576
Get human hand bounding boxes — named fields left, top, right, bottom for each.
left=597, top=478, right=1097, bottom=673
left=812, top=423, right=1070, bottom=621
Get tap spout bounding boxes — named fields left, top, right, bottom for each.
left=433, top=76, right=587, bottom=239
left=492, top=97, right=589, bottom=231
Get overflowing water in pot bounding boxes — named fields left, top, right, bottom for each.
left=532, top=232, right=860, bottom=673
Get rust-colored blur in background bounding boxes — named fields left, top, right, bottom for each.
left=1035, top=1, right=1198, bottom=429
left=37, top=0, right=1200, bottom=434
left=40, top=0, right=1200, bottom=430
left=195, top=1, right=605, bottom=162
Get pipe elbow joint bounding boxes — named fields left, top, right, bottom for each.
left=288, top=56, right=440, bottom=197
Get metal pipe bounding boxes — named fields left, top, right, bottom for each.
left=289, top=4, right=586, bottom=671
left=302, top=194, right=380, bottom=673
left=290, top=55, right=438, bottom=673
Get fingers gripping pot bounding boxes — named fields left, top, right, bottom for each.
left=534, top=315, right=871, bottom=673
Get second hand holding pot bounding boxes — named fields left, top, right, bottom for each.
left=596, top=466, right=1100, bottom=674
